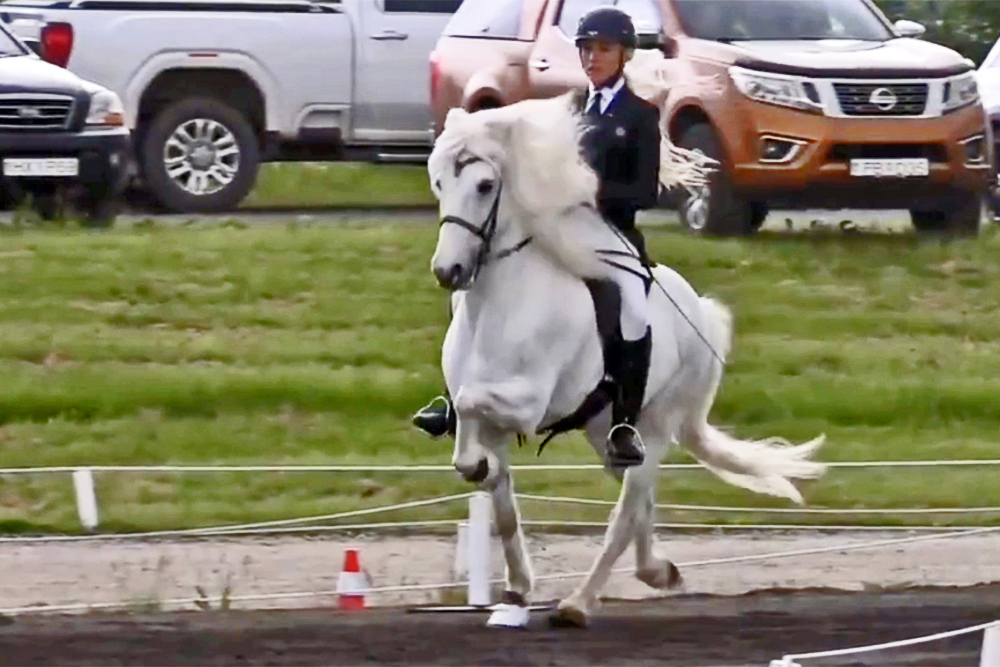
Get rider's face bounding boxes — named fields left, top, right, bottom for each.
left=579, top=39, right=626, bottom=88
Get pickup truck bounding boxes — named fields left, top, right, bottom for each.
left=432, top=0, right=993, bottom=236
left=0, top=0, right=460, bottom=213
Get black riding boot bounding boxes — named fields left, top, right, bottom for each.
left=412, top=394, right=456, bottom=438
left=606, top=326, right=652, bottom=467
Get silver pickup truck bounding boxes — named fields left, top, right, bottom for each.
left=0, top=0, right=460, bottom=212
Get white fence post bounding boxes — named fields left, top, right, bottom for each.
left=453, top=521, right=468, bottom=581
left=71, top=467, right=99, bottom=531
left=466, top=492, right=492, bottom=607
left=980, top=623, right=1000, bottom=667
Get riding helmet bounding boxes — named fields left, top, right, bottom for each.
left=574, top=6, right=638, bottom=49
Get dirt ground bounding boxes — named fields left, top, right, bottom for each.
left=2, top=530, right=999, bottom=612
left=1, top=585, right=998, bottom=666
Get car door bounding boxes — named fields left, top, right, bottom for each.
left=353, top=0, right=462, bottom=144
left=525, top=0, right=665, bottom=100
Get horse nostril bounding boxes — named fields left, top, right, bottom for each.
left=465, top=458, right=489, bottom=484
left=434, top=264, right=464, bottom=288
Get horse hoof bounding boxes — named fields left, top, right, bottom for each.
left=548, top=605, right=588, bottom=629
left=487, top=603, right=530, bottom=629
left=638, top=560, right=684, bottom=590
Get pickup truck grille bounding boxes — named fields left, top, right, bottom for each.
left=833, top=82, right=928, bottom=116
left=0, top=95, right=74, bottom=130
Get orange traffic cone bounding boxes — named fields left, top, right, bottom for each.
left=337, top=547, right=367, bottom=610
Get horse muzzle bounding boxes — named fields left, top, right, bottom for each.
left=433, top=262, right=471, bottom=290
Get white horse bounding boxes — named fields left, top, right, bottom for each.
left=427, top=93, right=827, bottom=629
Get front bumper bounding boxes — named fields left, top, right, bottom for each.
left=726, top=100, right=992, bottom=208
left=0, top=127, right=131, bottom=197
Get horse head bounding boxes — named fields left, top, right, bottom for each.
left=427, top=98, right=603, bottom=291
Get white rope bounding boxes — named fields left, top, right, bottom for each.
left=2, top=524, right=997, bottom=617
left=532, top=524, right=1000, bottom=583
left=0, top=520, right=974, bottom=543
left=516, top=493, right=1000, bottom=515
left=2, top=459, right=1000, bottom=475
left=779, top=620, right=1000, bottom=663
left=0, top=493, right=473, bottom=543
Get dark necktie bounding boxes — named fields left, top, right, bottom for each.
left=586, top=92, right=603, bottom=116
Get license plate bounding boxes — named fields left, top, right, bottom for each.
left=850, top=158, right=929, bottom=178
left=2, top=157, right=79, bottom=177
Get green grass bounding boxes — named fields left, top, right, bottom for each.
left=1, top=221, right=1000, bottom=534
left=242, top=163, right=435, bottom=209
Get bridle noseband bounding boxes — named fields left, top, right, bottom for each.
left=439, top=182, right=533, bottom=283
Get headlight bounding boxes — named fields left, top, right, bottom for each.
left=729, top=66, right=823, bottom=113
left=85, top=88, right=126, bottom=127
left=942, top=72, right=979, bottom=112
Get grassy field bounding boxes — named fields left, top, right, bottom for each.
left=1, top=219, right=999, bottom=535
left=242, top=163, right=435, bottom=209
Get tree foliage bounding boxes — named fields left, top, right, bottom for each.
left=873, top=0, right=1000, bottom=65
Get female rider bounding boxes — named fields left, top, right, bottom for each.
left=412, top=6, right=662, bottom=468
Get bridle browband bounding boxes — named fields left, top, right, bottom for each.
left=438, top=181, right=533, bottom=282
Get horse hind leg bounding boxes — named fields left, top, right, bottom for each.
left=549, top=434, right=662, bottom=628
left=633, top=472, right=683, bottom=591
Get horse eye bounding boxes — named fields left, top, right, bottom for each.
left=477, top=179, right=494, bottom=195
left=435, top=179, right=442, bottom=191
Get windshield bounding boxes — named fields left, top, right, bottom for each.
left=0, top=25, right=27, bottom=57
left=673, top=0, right=894, bottom=42
left=443, top=0, right=525, bottom=39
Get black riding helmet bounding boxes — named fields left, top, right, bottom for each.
left=574, top=6, right=638, bottom=50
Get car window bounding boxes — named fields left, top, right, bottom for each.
left=0, top=24, right=27, bottom=57
left=673, top=0, right=892, bottom=42
left=443, top=0, right=524, bottom=38
left=383, top=0, right=463, bottom=13
left=556, top=0, right=662, bottom=39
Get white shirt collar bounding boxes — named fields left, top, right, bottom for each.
left=587, top=75, right=626, bottom=114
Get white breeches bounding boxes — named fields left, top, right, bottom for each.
left=566, top=216, right=650, bottom=342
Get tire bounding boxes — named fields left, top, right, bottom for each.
left=139, top=97, right=260, bottom=213
left=674, top=122, right=759, bottom=236
left=910, top=191, right=983, bottom=237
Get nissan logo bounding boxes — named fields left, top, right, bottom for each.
left=869, top=88, right=898, bottom=111
left=17, top=107, right=41, bottom=119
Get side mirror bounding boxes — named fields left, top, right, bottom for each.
left=636, top=32, right=677, bottom=58
left=893, top=19, right=925, bottom=39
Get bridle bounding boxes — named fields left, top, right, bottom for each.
left=438, top=181, right=533, bottom=283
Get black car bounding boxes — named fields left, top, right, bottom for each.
left=0, top=19, right=129, bottom=226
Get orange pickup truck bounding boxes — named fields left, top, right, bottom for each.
left=430, top=0, right=993, bottom=236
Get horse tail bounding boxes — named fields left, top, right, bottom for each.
left=676, top=295, right=827, bottom=506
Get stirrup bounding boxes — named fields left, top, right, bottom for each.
left=607, top=423, right=644, bottom=447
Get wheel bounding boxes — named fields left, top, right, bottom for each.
left=910, top=191, right=983, bottom=236
left=674, top=122, right=758, bottom=236
left=139, top=97, right=260, bottom=213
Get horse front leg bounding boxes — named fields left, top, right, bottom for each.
left=550, top=455, right=660, bottom=628
left=485, top=463, right=535, bottom=629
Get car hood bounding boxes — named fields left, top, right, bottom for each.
left=721, top=38, right=973, bottom=78
left=0, top=54, right=85, bottom=95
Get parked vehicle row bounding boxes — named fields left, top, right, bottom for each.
left=1, top=0, right=460, bottom=214
left=1, top=0, right=997, bottom=235
left=432, top=0, right=995, bottom=236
